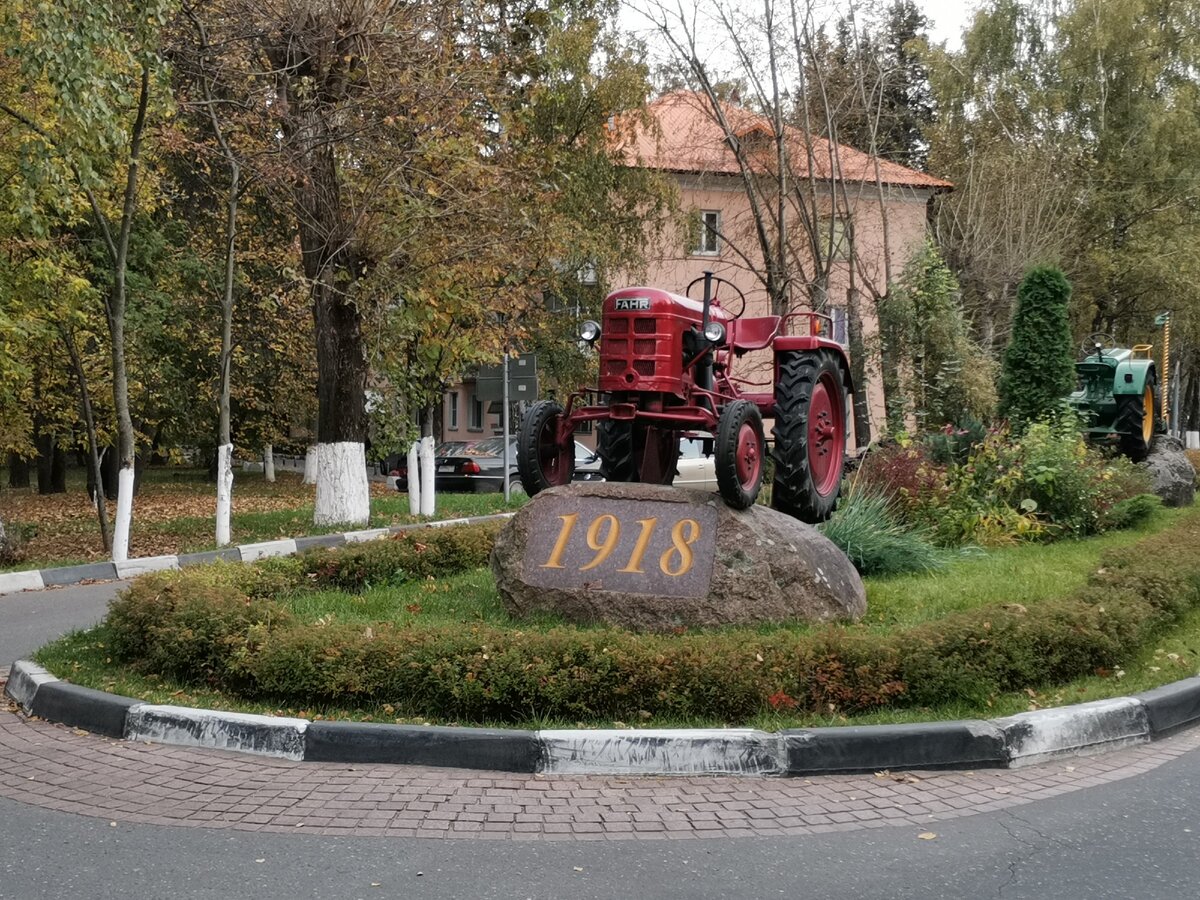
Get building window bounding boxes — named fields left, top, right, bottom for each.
left=694, top=210, right=720, bottom=255
left=820, top=216, right=850, bottom=260
left=468, top=393, right=483, bottom=430
left=447, top=392, right=459, bottom=430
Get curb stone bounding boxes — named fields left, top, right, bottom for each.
left=0, top=512, right=516, bottom=596
left=8, top=659, right=1199, bottom=776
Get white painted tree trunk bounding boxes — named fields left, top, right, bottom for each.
left=407, top=440, right=421, bottom=515
left=1188, top=431, right=1199, bottom=450
left=419, top=434, right=436, bottom=517
left=303, top=445, right=317, bottom=484
left=313, top=441, right=370, bottom=525
left=111, top=466, right=135, bottom=563
left=215, top=443, right=233, bottom=547
left=263, top=444, right=275, bottom=483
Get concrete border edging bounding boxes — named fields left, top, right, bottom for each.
left=4, top=660, right=55, bottom=711
left=783, top=720, right=1008, bottom=775
left=0, top=512, right=517, bottom=597
left=994, top=698, right=1150, bottom=766
left=0, top=570, right=45, bottom=596
left=538, top=729, right=784, bottom=776
left=6, top=658, right=1199, bottom=777
left=125, top=705, right=309, bottom=761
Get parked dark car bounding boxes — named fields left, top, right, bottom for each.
left=389, top=437, right=602, bottom=493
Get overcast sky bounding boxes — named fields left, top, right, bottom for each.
left=919, top=0, right=974, bottom=48
left=620, top=0, right=977, bottom=66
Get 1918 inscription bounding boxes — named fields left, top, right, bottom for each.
left=523, top=494, right=717, bottom=597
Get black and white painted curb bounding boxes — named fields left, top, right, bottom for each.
left=0, top=513, right=515, bottom=597
left=7, top=659, right=1200, bottom=777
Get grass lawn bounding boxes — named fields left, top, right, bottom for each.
left=0, top=466, right=523, bottom=572
left=35, top=505, right=1199, bottom=731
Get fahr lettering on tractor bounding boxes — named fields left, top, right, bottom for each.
left=515, top=273, right=863, bottom=522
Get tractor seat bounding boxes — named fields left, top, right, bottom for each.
left=730, top=315, right=781, bottom=354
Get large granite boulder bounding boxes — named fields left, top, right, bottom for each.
left=491, top=482, right=865, bottom=632
left=1144, top=435, right=1196, bottom=508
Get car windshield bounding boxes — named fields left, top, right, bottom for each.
left=678, top=435, right=712, bottom=459
left=456, top=437, right=514, bottom=458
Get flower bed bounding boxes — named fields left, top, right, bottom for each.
left=45, top=508, right=1200, bottom=726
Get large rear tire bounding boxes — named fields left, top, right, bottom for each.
left=1116, top=380, right=1156, bottom=461
left=715, top=400, right=765, bottom=509
left=597, top=419, right=678, bottom=484
left=517, top=400, right=574, bottom=496
left=771, top=350, right=848, bottom=523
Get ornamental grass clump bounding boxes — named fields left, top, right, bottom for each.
left=818, top=484, right=945, bottom=577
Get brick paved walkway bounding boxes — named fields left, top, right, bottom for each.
left=3, top=702, right=1198, bottom=842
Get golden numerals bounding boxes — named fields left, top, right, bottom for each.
left=540, top=513, right=702, bottom=577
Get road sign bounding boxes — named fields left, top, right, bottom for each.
left=475, top=354, right=538, bottom=403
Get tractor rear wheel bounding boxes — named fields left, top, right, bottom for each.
left=517, top=400, right=574, bottom=496
left=1116, top=380, right=1157, bottom=461
left=771, top=350, right=847, bottom=523
left=597, top=420, right=678, bottom=484
left=715, top=400, right=765, bottom=509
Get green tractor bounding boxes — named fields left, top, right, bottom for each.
left=1066, top=333, right=1160, bottom=461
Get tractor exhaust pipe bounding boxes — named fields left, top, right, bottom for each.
left=695, top=271, right=715, bottom=397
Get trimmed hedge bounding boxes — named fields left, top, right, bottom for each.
left=103, top=513, right=1200, bottom=724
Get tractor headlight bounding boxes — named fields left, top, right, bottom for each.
left=703, top=321, right=726, bottom=344
left=579, top=320, right=601, bottom=343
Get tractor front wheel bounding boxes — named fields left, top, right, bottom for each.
left=715, top=400, right=765, bottom=509
left=1116, top=380, right=1157, bottom=461
left=517, top=400, right=574, bottom=496
left=772, top=350, right=847, bottom=523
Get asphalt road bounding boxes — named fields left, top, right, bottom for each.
left=0, top=580, right=122, bottom=665
left=2, top=579, right=1200, bottom=898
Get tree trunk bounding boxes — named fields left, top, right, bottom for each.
left=194, top=7, right=241, bottom=550
left=263, top=444, right=275, bottom=482
left=8, top=453, right=30, bottom=489
left=64, top=328, right=111, bottom=551
left=419, top=404, right=436, bottom=517
left=407, top=439, right=421, bottom=515
left=0, top=512, right=13, bottom=563
left=845, top=288, right=872, bottom=449
left=101, top=63, right=151, bottom=564
left=303, top=445, right=317, bottom=484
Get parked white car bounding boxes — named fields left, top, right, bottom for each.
left=674, top=433, right=718, bottom=490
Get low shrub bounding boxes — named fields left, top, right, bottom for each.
left=922, top=416, right=987, bottom=466
left=295, top=523, right=502, bottom=592
left=818, top=485, right=944, bottom=577
left=100, top=509, right=1200, bottom=723
left=854, top=441, right=950, bottom=521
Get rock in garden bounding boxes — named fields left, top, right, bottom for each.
left=491, top=481, right=865, bottom=631
left=1143, top=435, right=1196, bottom=508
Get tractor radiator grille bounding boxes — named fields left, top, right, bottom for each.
left=633, top=360, right=656, bottom=376
left=633, top=318, right=657, bottom=334
left=608, top=319, right=628, bottom=334
left=634, top=339, right=657, bottom=355
left=605, top=359, right=626, bottom=375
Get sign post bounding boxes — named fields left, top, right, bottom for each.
left=1156, top=312, right=1171, bottom=424
left=502, top=352, right=510, bottom=502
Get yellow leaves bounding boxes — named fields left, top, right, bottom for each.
left=917, top=832, right=938, bottom=840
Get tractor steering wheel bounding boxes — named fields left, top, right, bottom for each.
left=1081, top=332, right=1118, bottom=357
left=685, top=274, right=748, bottom=318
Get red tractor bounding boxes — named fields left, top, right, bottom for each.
left=516, top=273, right=860, bottom=522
